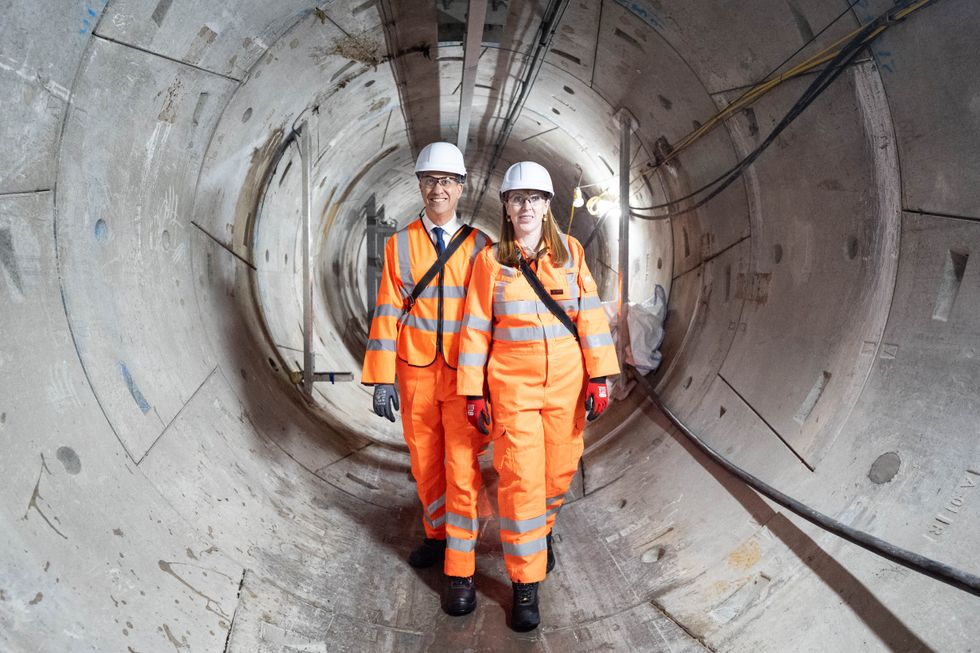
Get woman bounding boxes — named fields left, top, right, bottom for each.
left=457, top=161, right=620, bottom=631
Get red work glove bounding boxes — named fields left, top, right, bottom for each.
left=584, top=378, right=608, bottom=421
left=466, top=396, right=491, bottom=435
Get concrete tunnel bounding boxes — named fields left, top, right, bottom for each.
left=2, top=0, right=979, bottom=650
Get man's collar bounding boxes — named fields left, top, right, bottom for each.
left=421, top=212, right=461, bottom=236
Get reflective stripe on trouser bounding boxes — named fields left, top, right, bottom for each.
left=397, top=356, right=462, bottom=540
left=489, top=336, right=585, bottom=583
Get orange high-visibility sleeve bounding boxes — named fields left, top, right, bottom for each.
left=568, top=237, right=620, bottom=379
left=457, top=248, right=496, bottom=396
left=362, top=233, right=403, bottom=384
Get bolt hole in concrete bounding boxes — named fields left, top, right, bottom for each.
left=869, top=452, right=901, bottom=484
left=242, top=107, right=253, bottom=122
left=364, top=79, right=375, bottom=87
left=683, top=376, right=692, bottom=389
left=846, top=235, right=859, bottom=260
left=657, top=256, right=663, bottom=269
left=161, top=230, right=171, bottom=250
left=563, top=85, right=574, bottom=94
left=56, top=446, right=81, bottom=475
left=773, top=243, right=783, bottom=264
left=94, top=219, right=107, bottom=241
left=641, top=546, right=666, bottom=563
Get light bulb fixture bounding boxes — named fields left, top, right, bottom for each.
left=572, top=186, right=584, bottom=208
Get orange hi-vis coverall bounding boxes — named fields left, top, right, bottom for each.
left=362, top=219, right=490, bottom=552
left=458, top=234, right=620, bottom=582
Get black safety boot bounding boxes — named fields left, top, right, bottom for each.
left=511, top=581, right=540, bottom=632
left=407, top=538, right=446, bottom=568
left=546, top=533, right=555, bottom=573
left=444, top=576, right=477, bottom=616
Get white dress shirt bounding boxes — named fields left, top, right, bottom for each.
left=420, top=213, right=461, bottom=251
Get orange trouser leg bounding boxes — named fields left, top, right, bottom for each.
left=544, top=367, right=587, bottom=531
left=490, top=341, right=583, bottom=583
left=397, top=359, right=448, bottom=539
left=442, top=365, right=484, bottom=577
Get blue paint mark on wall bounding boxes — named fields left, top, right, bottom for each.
left=612, top=0, right=666, bottom=31
left=79, top=0, right=108, bottom=35
left=118, top=362, right=152, bottom=414
left=94, top=219, right=107, bottom=241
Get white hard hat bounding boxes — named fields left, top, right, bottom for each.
left=415, top=142, right=467, bottom=178
left=499, top=161, right=554, bottom=197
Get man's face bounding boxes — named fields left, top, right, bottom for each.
left=418, top=170, right=464, bottom=223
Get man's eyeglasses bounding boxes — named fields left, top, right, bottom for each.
left=419, top=175, right=463, bottom=189
left=506, top=193, right=547, bottom=207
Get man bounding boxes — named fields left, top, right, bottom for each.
left=361, top=142, right=490, bottom=616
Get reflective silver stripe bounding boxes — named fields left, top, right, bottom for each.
left=494, top=299, right=578, bottom=316
left=583, top=332, right=614, bottom=349
left=397, top=228, right=413, bottom=290
left=546, top=505, right=562, bottom=519
left=470, top=231, right=489, bottom=265
left=500, top=265, right=518, bottom=277
left=447, top=536, right=477, bottom=553
left=462, top=314, right=492, bottom=332
left=367, top=339, right=396, bottom=351
left=494, top=281, right=508, bottom=303
left=417, top=285, right=467, bottom=300
left=403, top=315, right=462, bottom=333
left=578, top=295, right=602, bottom=311
left=494, top=299, right=537, bottom=315
left=500, top=514, right=547, bottom=534
left=566, top=281, right=580, bottom=299
left=546, top=494, right=565, bottom=505
left=373, top=304, right=403, bottom=318
left=495, top=323, right=573, bottom=342
left=558, top=233, right=573, bottom=268
left=503, top=536, right=548, bottom=557
left=458, top=351, right=488, bottom=367
left=427, top=495, right=446, bottom=515
left=425, top=513, right=446, bottom=528
left=447, top=512, right=480, bottom=532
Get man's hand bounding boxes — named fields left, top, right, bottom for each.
left=466, top=396, right=491, bottom=435
left=373, top=384, right=400, bottom=422
left=584, top=378, right=608, bottom=422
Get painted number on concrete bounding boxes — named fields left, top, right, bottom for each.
left=924, top=469, right=978, bottom=541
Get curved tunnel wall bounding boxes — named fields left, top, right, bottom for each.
left=2, top=1, right=979, bottom=651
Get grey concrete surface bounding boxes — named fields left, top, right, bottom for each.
left=3, top=0, right=980, bottom=651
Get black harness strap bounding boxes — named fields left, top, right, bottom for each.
left=404, top=223, right=474, bottom=312
left=517, top=254, right=579, bottom=341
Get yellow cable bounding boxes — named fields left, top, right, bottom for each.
left=640, top=0, right=932, bottom=178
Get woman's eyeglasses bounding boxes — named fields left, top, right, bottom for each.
left=506, top=193, right=547, bottom=207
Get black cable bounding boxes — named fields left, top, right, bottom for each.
left=631, top=370, right=980, bottom=598
left=627, top=0, right=931, bottom=219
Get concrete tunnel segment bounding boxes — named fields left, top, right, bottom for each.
left=1, top=0, right=979, bottom=650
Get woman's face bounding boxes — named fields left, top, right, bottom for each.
left=504, top=189, right=551, bottom=240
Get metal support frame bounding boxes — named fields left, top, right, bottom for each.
left=457, top=0, right=488, bottom=154
left=299, top=121, right=315, bottom=395
left=617, top=108, right=638, bottom=365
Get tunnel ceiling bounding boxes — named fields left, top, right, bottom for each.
left=2, top=0, right=980, bottom=651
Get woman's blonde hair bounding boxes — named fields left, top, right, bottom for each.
left=496, top=198, right=569, bottom=268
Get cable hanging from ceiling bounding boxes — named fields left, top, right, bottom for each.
left=625, top=0, right=938, bottom=221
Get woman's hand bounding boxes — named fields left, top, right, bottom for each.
left=466, top=396, right=491, bottom=435
left=584, top=378, right=608, bottom=421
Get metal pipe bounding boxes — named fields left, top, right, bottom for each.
left=299, top=121, right=314, bottom=394
left=457, top=0, right=488, bottom=154
left=616, top=108, right=636, bottom=364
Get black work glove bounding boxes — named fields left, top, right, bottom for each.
left=372, top=384, right=400, bottom=422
